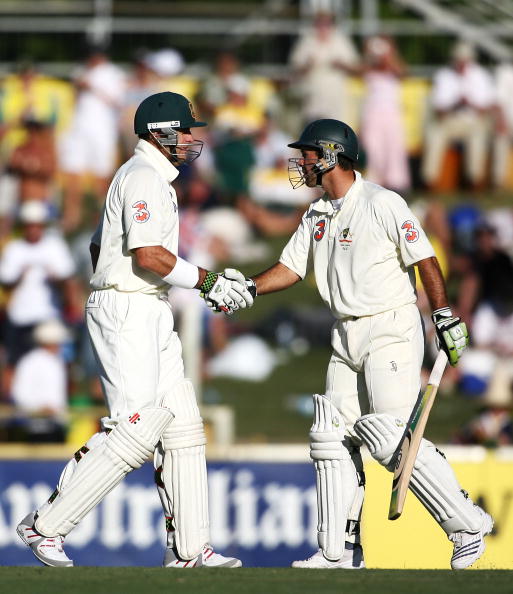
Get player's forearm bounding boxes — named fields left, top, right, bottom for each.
left=132, top=245, right=208, bottom=289
left=416, top=256, right=449, bottom=311
left=251, top=262, right=301, bottom=295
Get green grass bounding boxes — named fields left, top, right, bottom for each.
left=1, top=567, right=512, bottom=594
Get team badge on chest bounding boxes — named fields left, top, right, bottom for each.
left=314, top=220, right=326, bottom=241
left=339, top=227, right=353, bottom=250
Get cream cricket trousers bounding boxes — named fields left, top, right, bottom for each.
left=85, top=289, right=185, bottom=428
left=326, top=303, right=424, bottom=440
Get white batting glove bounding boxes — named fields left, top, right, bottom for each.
left=199, top=270, right=249, bottom=316
left=222, top=268, right=254, bottom=308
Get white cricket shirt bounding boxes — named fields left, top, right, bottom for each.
left=279, top=172, right=435, bottom=319
left=90, top=140, right=180, bottom=293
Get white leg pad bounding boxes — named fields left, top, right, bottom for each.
left=310, top=394, right=359, bottom=561
left=35, top=407, right=173, bottom=537
left=354, top=413, right=484, bottom=534
left=160, top=379, right=209, bottom=560
left=37, top=432, right=109, bottom=517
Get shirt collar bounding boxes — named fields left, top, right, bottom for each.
left=311, top=171, right=362, bottom=214
left=134, top=139, right=180, bottom=184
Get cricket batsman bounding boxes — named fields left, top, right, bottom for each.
left=16, top=92, right=253, bottom=568
left=237, top=119, right=493, bottom=569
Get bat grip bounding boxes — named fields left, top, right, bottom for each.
left=429, top=350, right=448, bottom=388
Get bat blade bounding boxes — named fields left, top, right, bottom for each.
left=388, top=350, right=448, bottom=520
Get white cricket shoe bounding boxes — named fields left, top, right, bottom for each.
left=16, top=512, right=73, bottom=567
left=292, top=543, right=365, bottom=569
left=449, top=509, right=494, bottom=570
left=163, top=544, right=242, bottom=568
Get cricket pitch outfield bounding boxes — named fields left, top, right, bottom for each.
left=1, top=567, right=512, bottom=594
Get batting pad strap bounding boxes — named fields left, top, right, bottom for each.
left=35, top=407, right=173, bottom=537
left=354, top=413, right=404, bottom=470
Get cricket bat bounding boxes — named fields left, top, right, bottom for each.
left=388, top=349, right=449, bottom=520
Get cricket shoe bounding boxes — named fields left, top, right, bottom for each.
left=16, top=512, right=73, bottom=567
left=292, top=543, right=365, bottom=569
left=449, top=508, right=494, bottom=570
left=163, top=544, right=242, bottom=568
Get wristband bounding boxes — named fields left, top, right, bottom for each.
left=198, top=271, right=218, bottom=295
left=162, top=257, right=199, bottom=289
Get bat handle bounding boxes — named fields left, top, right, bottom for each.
left=429, top=350, right=448, bottom=388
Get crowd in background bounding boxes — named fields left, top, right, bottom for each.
left=0, top=10, right=512, bottom=447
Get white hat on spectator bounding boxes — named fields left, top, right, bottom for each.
left=452, top=40, right=476, bottom=62
left=143, top=49, right=184, bottom=77
left=18, top=200, right=48, bottom=224
left=226, top=74, right=251, bottom=97
left=33, top=319, right=70, bottom=345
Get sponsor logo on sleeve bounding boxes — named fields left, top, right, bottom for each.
left=132, top=201, right=151, bottom=223
left=314, top=220, right=326, bottom=241
left=401, top=220, right=419, bottom=243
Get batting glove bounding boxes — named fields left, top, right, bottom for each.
left=432, top=307, right=469, bottom=366
left=199, top=269, right=253, bottom=316
left=222, top=268, right=255, bottom=308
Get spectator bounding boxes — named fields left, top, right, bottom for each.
left=463, top=223, right=513, bottom=352
left=3, top=318, right=70, bottom=443
left=213, top=74, right=265, bottom=137
left=59, top=48, right=126, bottom=232
left=360, top=35, right=410, bottom=193
left=0, top=60, right=60, bottom=150
left=119, top=49, right=162, bottom=159
left=0, top=201, right=80, bottom=395
left=212, top=75, right=258, bottom=207
left=454, top=222, right=513, bottom=443
left=422, top=40, right=496, bottom=191
left=288, top=11, right=359, bottom=123
left=6, top=118, right=57, bottom=206
left=196, top=51, right=242, bottom=118
left=244, top=113, right=313, bottom=237
left=492, top=61, right=513, bottom=189
left=10, top=319, right=70, bottom=424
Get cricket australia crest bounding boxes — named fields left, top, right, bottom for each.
left=339, top=227, right=353, bottom=250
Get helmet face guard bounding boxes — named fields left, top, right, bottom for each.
left=148, top=123, right=203, bottom=166
left=288, top=140, right=345, bottom=188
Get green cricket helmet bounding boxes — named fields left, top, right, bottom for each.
left=288, top=119, right=358, bottom=188
left=134, top=92, right=206, bottom=165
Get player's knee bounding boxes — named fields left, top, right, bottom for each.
left=161, top=380, right=206, bottom=451
left=354, top=413, right=406, bottom=470
left=108, top=407, right=174, bottom=469
left=310, top=394, right=348, bottom=461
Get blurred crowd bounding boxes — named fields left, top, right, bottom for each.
left=0, top=9, right=512, bottom=446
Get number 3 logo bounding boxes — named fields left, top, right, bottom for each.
left=401, top=220, right=419, bottom=243
left=132, top=201, right=150, bottom=223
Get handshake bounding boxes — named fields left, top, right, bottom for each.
left=199, top=268, right=257, bottom=315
